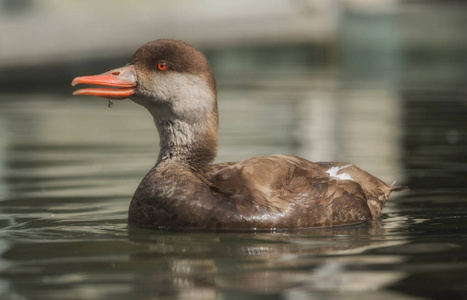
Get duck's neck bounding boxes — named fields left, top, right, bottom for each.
left=133, top=72, right=219, bottom=170
left=154, top=109, right=218, bottom=168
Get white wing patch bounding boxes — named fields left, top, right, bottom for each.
left=326, top=164, right=353, bottom=181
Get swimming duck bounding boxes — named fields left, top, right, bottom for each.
left=72, top=39, right=405, bottom=230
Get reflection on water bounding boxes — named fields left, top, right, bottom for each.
left=0, top=82, right=466, bottom=300
left=297, top=88, right=403, bottom=182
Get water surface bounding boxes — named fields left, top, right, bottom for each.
left=0, top=84, right=466, bottom=299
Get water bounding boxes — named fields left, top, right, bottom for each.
left=0, top=83, right=466, bottom=300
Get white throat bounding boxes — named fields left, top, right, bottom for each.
left=131, top=72, right=218, bottom=164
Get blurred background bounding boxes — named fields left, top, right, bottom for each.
left=1, top=0, right=466, bottom=188
left=0, top=1, right=467, bottom=299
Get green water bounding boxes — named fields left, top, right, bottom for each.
left=0, top=81, right=466, bottom=299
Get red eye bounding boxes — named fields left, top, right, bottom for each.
left=157, top=62, right=167, bottom=71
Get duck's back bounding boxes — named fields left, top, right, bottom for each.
left=209, top=154, right=393, bottom=228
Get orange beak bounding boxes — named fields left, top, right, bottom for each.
left=71, top=65, right=137, bottom=99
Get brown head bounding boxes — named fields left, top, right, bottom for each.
left=72, top=39, right=219, bottom=166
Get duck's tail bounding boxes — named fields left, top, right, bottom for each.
left=367, top=181, right=408, bottom=220
left=389, top=181, right=408, bottom=192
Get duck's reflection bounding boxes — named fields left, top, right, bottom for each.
left=127, top=222, right=408, bottom=299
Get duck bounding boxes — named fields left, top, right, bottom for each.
left=72, top=39, right=405, bottom=230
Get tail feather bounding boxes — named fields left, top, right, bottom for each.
left=390, top=186, right=408, bottom=192
left=389, top=181, right=408, bottom=192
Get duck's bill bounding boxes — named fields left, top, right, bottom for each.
left=72, top=87, right=135, bottom=99
left=71, top=65, right=137, bottom=99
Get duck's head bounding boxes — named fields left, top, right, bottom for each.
left=72, top=39, right=217, bottom=122
left=72, top=39, right=219, bottom=164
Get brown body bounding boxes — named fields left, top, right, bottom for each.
left=72, top=39, right=404, bottom=230
left=128, top=155, right=394, bottom=229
